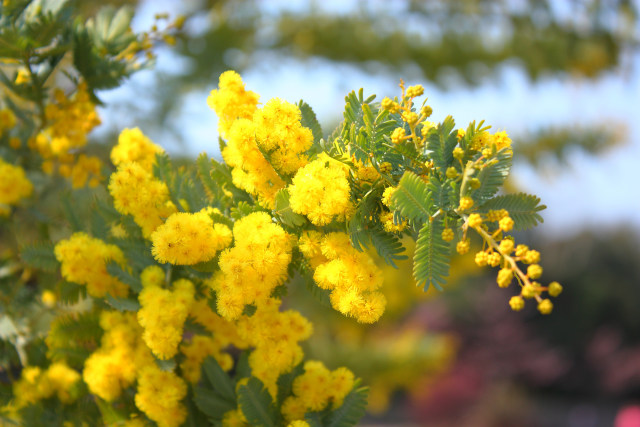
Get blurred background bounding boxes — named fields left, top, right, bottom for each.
left=88, top=1, right=640, bottom=425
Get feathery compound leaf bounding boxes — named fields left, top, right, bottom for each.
left=196, top=153, right=218, bottom=201
left=426, top=115, right=458, bottom=170
left=276, top=363, right=304, bottom=407
left=370, top=228, right=407, bottom=268
left=414, top=218, right=450, bottom=291
left=20, top=241, right=59, bottom=271
left=238, top=377, right=278, bottom=427
left=478, top=193, right=546, bottom=230
left=390, top=171, right=433, bottom=223
left=105, top=261, right=141, bottom=292
left=105, top=294, right=140, bottom=312
left=274, top=189, right=307, bottom=228
left=325, top=386, right=369, bottom=427
left=298, top=100, right=323, bottom=144
left=202, top=356, right=236, bottom=404
left=472, top=149, right=512, bottom=204
left=194, top=356, right=236, bottom=422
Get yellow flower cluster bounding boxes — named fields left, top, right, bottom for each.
left=109, top=162, right=176, bottom=237
left=0, top=108, right=16, bottom=137
left=223, top=118, right=285, bottom=207
left=302, top=232, right=386, bottom=323
left=13, top=362, right=80, bottom=408
left=32, top=84, right=100, bottom=157
left=151, top=209, right=232, bottom=265
left=281, top=361, right=354, bottom=422
left=54, top=232, right=129, bottom=298
left=138, top=278, right=194, bottom=360
left=289, top=153, right=354, bottom=226
left=111, top=127, right=164, bottom=171
left=380, top=211, right=406, bottom=233
left=254, top=98, right=313, bottom=175
left=83, top=311, right=154, bottom=401
left=207, top=70, right=259, bottom=138
left=236, top=299, right=313, bottom=397
left=65, top=153, right=102, bottom=188
left=222, top=409, right=248, bottom=427
left=180, top=335, right=233, bottom=383
left=470, top=130, right=512, bottom=153
left=210, top=212, right=293, bottom=320
left=0, top=157, right=33, bottom=208
left=135, top=364, right=187, bottom=427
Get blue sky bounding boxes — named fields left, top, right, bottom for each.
left=98, top=0, right=640, bottom=238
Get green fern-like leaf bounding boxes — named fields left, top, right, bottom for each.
left=370, top=228, right=407, bottom=268
left=105, top=261, right=141, bottom=292
left=274, top=189, right=307, bottom=228
left=20, top=241, right=59, bottom=271
left=193, top=356, right=236, bottom=422
left=390, top=171, right=433, bottom=223
left=238, top=377, right=278, bottom=427
left=413, top=218, right=450, bottom=291
left=105, top=294, right=140, bottom=312
left=472, top=149, right=512, bottom=204
left=325, top=385, right=369, bottom=427
left=196, top=153, right=218, bottom=201
left=478, top=193, right=546, bottom=230
left=298, top=100, right=323, bottom=144
left=426, top=115, right=457, bottom=171
left=276, top=363, right=304, bottom=407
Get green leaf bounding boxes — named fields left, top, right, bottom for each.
left=237, top=377, right=278, bottom=427
left=197, top=153, right=218, bottom=201
left=194, top=356, right=236, bottom=422
left=276, top=364, right=304, bottom=407
left=193, top=388, right=234, bottom=423
left=472, top=149, right=512, bottom=204
left=390, top=171, right=433, bottom=223
left=369, top=228, right=407, bottom=268
left=298, top=100, right=323, bottom=144
left=105, top=294, right=140, bottom=312
left=20, top=241, right=59, bottom=271
left=325, top=386, right=369, bottom=427
left=274, top=189, right=307, bottom=228
left=478, top=193, right=546, bottom=230
left=105, top=261, right=142, bottom=292
left=61, top=193, right=83, bottom=231
left=413, top=218, right=450, bottom=291
left=426, top=115, right=458, bottom=170
left=202, top=356, right=236, bottom=404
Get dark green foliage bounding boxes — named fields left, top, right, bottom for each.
left=105, top=294, right=140, bottom=312
left=237, top=377, right=278, bottom=427
left=274, top=189, right=307, bottom=228
left=414, top=218, right=450, bottom=291
left=276, top=364, right=304, bottom=407
left=197, top=153, right=219, bottom=201
left=105, top=261, right=142, bottom=292
left=369, top=228, right=407, bottom=268
left=391, top=171, right=433, bottom=223
left=299, top=100, right=323, bottom=144
left=20, top=241, right=59, bottom=271
left=194, top=357, right=237, bottom=423
left=324, top=386, right=369, bottom=427
left=479, top=193, right=546, bottom=230
left=426, top=115, right=458, bottom=171
left=471, top=149, right=512, bottom=204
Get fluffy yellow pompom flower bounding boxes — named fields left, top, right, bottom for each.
left=0, top=157, right=33, bottom=206
left=12, top=362, right=81, bottom=408
left=151, top=209, right=232, bottom=265
left=211, top=212, right=293, bottom=320
left=111, top=127, right=164, bottom=171
left=289, top=153, right=353, bottom=226
left=108, top=162, right=176, bottom=237
left=254, top=98, right=313, bottom=175
left=54, top=232, right=129, bottom=298
left=135, top=365, right=187, bottom=427
left=282, top=361, right=355, bottom=422
left=207, top=70, right=259, bottom=138
left=138, top=279, right=195, bottom=360
left=222, top=118, right=285, bottom=208
left=310, top=232, right=386, bottom=323
left=236, top=299, right=312, bottom=398
left=83, top=311, right=153, bottom=401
